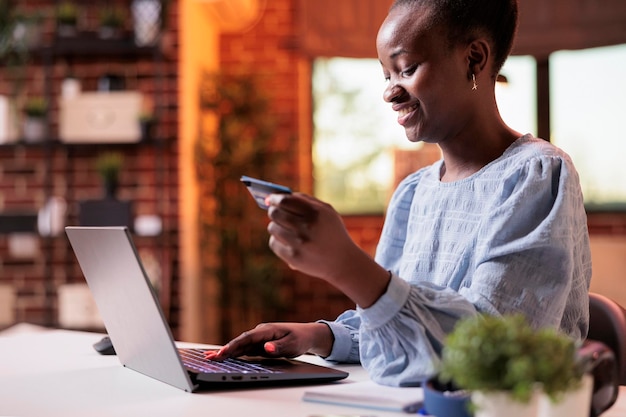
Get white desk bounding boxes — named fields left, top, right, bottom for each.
left=1, top=324, right=625, bottom=417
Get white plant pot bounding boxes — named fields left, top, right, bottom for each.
left=538, top=374, right=593, bottom=417
left=98, top=26, right=122, bottom=40
left=23, top=117, right=46, bottom=143
left=472, top=389, right=540, bottom=417
left=57, top=24, right=77, bottom=38
left=12, top=21, right=42, bottom=48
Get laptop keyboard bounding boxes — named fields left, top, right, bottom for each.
left=178, top=348, right=279, bottom=374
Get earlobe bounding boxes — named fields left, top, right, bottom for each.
left=467, top=38, right=490, bottom=79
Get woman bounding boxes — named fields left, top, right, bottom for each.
left=207, top=0, right=591, bottom=386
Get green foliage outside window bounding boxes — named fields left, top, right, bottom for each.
left=195, top=71, right=289, bottom=342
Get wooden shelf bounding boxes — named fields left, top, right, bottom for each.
left=0, top=212, right=38, bottom=234
left=36, top=32, right=158, bottom=58
left=0, top=137, right=171, bottom=150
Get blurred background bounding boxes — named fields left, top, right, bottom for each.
left=0, top=0, right=625, bottom=345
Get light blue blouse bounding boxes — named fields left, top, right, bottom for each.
left=321, top=135, right=592, bottom=386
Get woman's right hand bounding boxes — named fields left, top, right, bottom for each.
left=204, top=322, right=334, bottom=361
left=265, top=193, right=390, bottom=308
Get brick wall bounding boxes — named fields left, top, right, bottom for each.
left=216, top=0, right=358, bottom=331
left=0, top=1, right=181, bottom=330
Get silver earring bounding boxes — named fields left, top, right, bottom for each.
left=472, top=74, right=478, bottom=91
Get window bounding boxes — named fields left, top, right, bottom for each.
left=312, top=56, right=536, bottom=214
left=312, top=58, right=420, bottom=214
left=550, top=44, right=626, bottom=209
left=495, top=56, right=537, bottom=137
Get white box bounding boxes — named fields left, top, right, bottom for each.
left=0, top=95, right=19, bottom=144
left=59, top=92, right=143, bottom=143
left=57, top=283, right=103, bottom=329
left=0, top=284, right=16, bottom=327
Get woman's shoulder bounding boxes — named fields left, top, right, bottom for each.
left=504, top=134, right=572, bottom=162
left=487, top=134, right=584, bottom=203
left=490, top=133, right=578, bottom=177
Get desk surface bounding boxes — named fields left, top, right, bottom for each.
left=1, top=324, right=625, bottom=417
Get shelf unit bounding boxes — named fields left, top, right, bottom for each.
left=0, top=2, right=177, bottom=330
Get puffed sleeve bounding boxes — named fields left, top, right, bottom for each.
left=459, top=153, right=590, bottom=336
left=357, top=152, right=590, bottom=386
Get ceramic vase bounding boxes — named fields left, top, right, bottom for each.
left=57, top=24, right=77, bottom=38
left=12, top=21, right=42, bottom=48
left=22, top=117, right=46, bottom=143
left=538, top=374, right=593, bottom=417
left=131, top=0, right=161, bottom=46
left=422, top=377, right=472, bottom=417
left=103, top=179, right=119, bottom=200
left=472, top=389, right=540, bottom=417
left=98, top=26, right=122, bottom=40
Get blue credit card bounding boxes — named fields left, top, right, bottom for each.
left=240, top=175, right=292, bottom=209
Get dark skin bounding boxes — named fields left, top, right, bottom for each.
left=206, top=3, right=521, bottom=362
left=206, top=193, right=386, bottom=359
left=376, top=6, right=520, bottom=181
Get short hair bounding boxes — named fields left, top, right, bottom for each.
left=391, top=0, right=518, bottom=75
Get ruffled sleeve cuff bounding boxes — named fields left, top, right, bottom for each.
left=358, top=273, right=411, bottom=330
left=318, top=320, right=355, bottom=362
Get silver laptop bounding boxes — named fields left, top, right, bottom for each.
left=65, top=226, right=348, bottom=392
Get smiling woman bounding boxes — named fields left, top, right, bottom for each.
left=207, top=0, right=592, bottom=390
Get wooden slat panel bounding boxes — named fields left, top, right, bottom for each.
left=296, top=0, right=626, bottom=58
left=296, top=0, right=393, bottom=58
left=515, top=0, right=626, bottom=56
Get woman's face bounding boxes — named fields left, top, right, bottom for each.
left=376, top=5, right=474, bottom=144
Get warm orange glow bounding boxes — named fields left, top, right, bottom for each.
left=178, top=0, right=264, bottom=343
left=179, top=0, right=220, bottom=343
left=199, top=0, right=265, bottom=32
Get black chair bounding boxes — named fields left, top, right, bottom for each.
left=579, top=340, right=619, bottom=417
left=582, top=293, right=626, bottom=416
left=588, top=292, right=626, bottom=385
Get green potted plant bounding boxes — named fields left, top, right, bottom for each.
left=0, top=1, right=14, bottom=51
left=1, top=3, right=33, bottom=107
left=96, top=152, right=123, bottom=199
left=98, top=7, right=125, bottom=39
left=23, top=96, right=47, bottom=116
left=436, top=314, right=592, bottom=417
left=55, top=1, right=78, bottom=37
left=22, top=96, right=47, bottom=142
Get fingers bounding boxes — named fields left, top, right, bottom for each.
left=204, top=324, right=289, bottom=361
left=267, top=193, right=318, bottom=225
left=266, top=194, right=318, bottom=252
left=268, top=234, right=298, bottom=268
left=206, top=331, right=267, bottom=360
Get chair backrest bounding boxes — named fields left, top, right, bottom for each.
left=578, top=340, right=619, bottom=417
left=587, top=292, right=626, bottom=385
